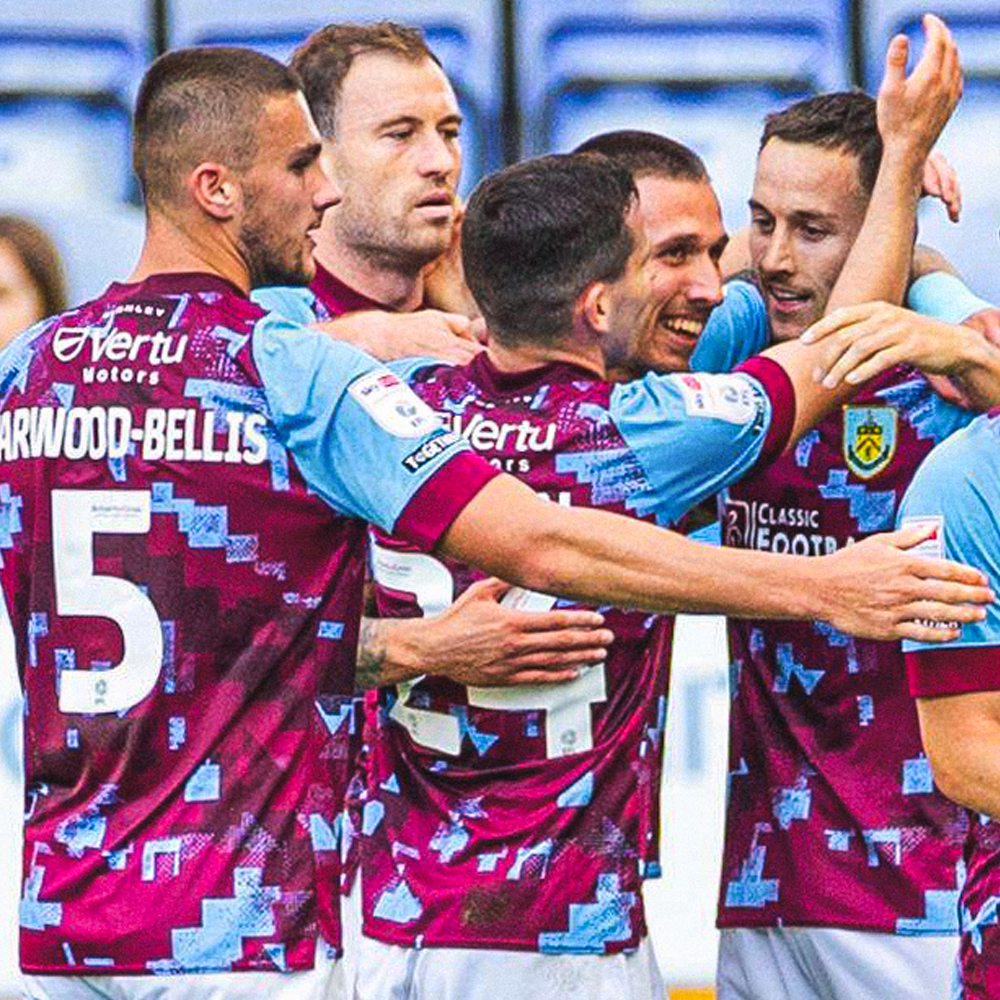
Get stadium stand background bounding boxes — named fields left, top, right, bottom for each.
left=1, top=2, right=998, bottom=996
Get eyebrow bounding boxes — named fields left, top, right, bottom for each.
left=748, top=198, right=836, bottom=224
left=288, top=142, right=323, bottom=168
left=376, top=112, right=464, bottom=131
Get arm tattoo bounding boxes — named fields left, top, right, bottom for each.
left=355, top=617, right=389, bottom=692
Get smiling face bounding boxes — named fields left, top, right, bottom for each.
left=749, top=138, right=868, bottom=342
left=327, top=51, right=462, bottom=272
left=620, top=174, right=726, bottom=373
left=237, top=92, right=340, bottom=289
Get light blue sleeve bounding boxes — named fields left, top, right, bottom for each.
left=906, top=272, right=993, bottom=324
left=251, top=285, right=321, bottom=327
left=609, top=370, right=773, bottom=526
left=251, top=313, right=470, bottom=531
left=898, top=414, right=1000, bottom=652
left=690, top=280, right=771, bottom=374
left=386, top=357, right=451, bottom=383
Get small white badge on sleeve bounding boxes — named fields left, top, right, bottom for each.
left=674, top=373, right=759, bottom=424
left=900, top=515, right=945, bottom=559
left=348, top=370, right=442, bottom=438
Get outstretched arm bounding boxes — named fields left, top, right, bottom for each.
left=438, top=474, right=991, bottom=642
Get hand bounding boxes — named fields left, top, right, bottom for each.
left=817, top=524, right=992, bottom=642
left=421, top=200, right=482, bottom=318
left=314, top=309, right=482, bottom=364
left=803, top=301, right=975, bottom=386
left=922, top=150, right=962, bottom=222
left=963, top=307, right=1000, bottom=349
left=877, top=14, right=962, bottom=166
left=406, top=577, right=614, bottom=686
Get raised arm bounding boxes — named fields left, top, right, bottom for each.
left=748, top=15, right=963, bottom=444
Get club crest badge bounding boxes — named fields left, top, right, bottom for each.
left=843, top=405, right=897, bottom=479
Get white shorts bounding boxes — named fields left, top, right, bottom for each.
left=20, top=939, right=342, bottom=1000
left=716, top=926, right=959, bottom=1000
left=342, top=868, right=663, bottom=1000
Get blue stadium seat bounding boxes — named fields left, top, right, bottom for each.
left=907, top=79, right=1000, bottom=304
left=167, top=0, right=503, bottom=190
left=548, top=80, right=812, bottom=235
left=862, top=2, right=1000, bottom=91
left=0, top=197, right=145, bottom=305
left=0, top=2, right=150, bottom=205
left=517, top=0, right=852, bottom=156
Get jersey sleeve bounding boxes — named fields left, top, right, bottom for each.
left=897, top=415, right=1000, bottom=696
left=690, top=279, right=771, bottom=374
left=252, top=313, right=498, bottom=549
left=609, top=358, right=794, bottom=526
left=906, top=272, right=993, bottom=324
left=250, top=285, right=322, bottom=327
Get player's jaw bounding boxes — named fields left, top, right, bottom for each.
left=759, top=277, right=823, bottom=341
left=637, top=305, right=714, bottom=372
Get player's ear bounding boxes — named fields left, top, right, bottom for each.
left=580, top=281, right=612, bottom=334
left=187, top=162, right=240, bottom=221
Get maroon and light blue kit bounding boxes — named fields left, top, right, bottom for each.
left=899, top=411, right=1000, bottom=999
left=1, top=272, right=495, bottom=975
left=695, top=279, right=972, bottom=936
left=353, top=350, right=795, bottom=954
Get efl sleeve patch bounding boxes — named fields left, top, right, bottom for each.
left=674, top=373, right=761, bottom=425
left=899, top=515, right=945, bottom=560
left=347, top=370, right=443, bottom=438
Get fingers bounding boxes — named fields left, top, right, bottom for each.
left=509, top=627, right=615, bottom=654
left=800, top=303, right=885, bottom=344
left=438, top=312, right=477, bottom=340
left=883, top=32, right=910, bottom=88
left=438, top=339, right=482, bottom=364
left=461, top=577, right=513, bottom=602
left=504, top=645, right=609, bottom=669
left=922, top=153, right=963, bottom=221
left=515, top=608, right=608, bottom=631
left=906, top=554, right=991, bottom=589
left=896, top=598, right=985, bottom=625
left=820, top=339, right=907, bottom=389
left=498, top=667, right=582, bottom=686
left=895, top=620, right=963, bottom=643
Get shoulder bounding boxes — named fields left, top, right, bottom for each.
left=250, top=285, right=320, bottom=326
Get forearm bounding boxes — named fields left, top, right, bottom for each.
left=826, top=142, right=923, bottom=314
left=356, top=617, right=424, bottom=690
left=918, top=696, right=1000, bottom=819
left=439, top=477, right=818, bottom=619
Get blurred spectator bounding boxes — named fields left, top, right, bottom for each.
left=0, top=215, right=67, bottom=349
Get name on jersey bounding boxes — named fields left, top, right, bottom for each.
left=52, top=324, right=189, bottom=387
left=0, top=405, right=266, bottom=465
left=724, top=499, right=851, bottom=555
left=443, top=412, right=556, bottom=453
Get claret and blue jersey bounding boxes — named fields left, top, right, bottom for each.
left=354, top=349, right=794, bottom=955
left=0, top=272, right=493, bottom=975
left=898, top=411, right=1000, bottom=1000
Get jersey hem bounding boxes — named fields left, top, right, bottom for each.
left=359, top=924, right=645, bottom=954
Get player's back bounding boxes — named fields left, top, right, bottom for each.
left=3, top=273, right=360, bottom=973
left=361, top=353, right=672, bottom=954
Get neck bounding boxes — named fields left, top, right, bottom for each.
left=311, top=217, right=423, bottom=312
left=486, top=333, right=606, bottom=378
left=129, top=210, right=251, bottom=294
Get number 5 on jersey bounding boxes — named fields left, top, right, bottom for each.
left=52, top=489, right=163, bottom=714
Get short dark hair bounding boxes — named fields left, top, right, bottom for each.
left=760, top=91, right=880, bottom=197
left=133, top=47, right=302, bottom=210
left=0, top=216, right=67, bottom=318
left=574, top=130, right=709, bottom=183
left=290, top=22, right=439, bottom=139
left=462, top=154, right=637, bottom=346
